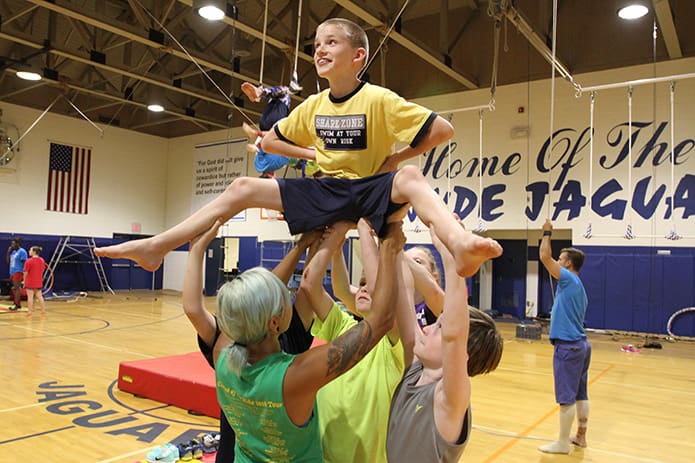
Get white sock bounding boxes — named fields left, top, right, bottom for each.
left=539, top=404, right=574, bottom=454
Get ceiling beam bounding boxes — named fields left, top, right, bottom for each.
left=653, top=0, right=682, bottom=59
left=333, top=0, right=478, bottom=89
left=0, top=31, right=261, bottom=120
left=176, top=0, right=315, bottom=71
left=24, top=0, right=260, bottom=85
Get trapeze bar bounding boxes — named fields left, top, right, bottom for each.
left=579, top=72, right=695, bottom=94
left=440, top=103, right=494, bottom=115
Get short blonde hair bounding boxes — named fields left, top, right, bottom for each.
left=217, top=267, right=292, bottom=374
left=317, top=18, right=369, bottom=69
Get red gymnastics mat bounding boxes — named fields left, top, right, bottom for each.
left=118, top=352, right=219, bottom=418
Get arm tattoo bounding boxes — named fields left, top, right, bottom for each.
left=325, top=321, right=375, bottom=377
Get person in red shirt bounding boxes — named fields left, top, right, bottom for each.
left=23, top=246, right=47, bottom=317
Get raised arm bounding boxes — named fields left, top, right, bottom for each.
left=430, top=224, right=472, bottom=443
left=378, top=116, right=453, bottom=173
left=261, top=128, right=316, bottom=161
left=183, top=220, right=223, bottom=348
left=271, top=230, right=323, bottom=285
left=296, top=222, right=353, bottom=322
left=539, top=219, right=561, bottom=279
left=357, top=218, right=379, bottom=293
left=395, top=251, right=417, bottom=365
left=284, top=222, right=405, bottom=424
left=330, top=240, right=357, bottom=313
left=406, top=253, right=445, bottom=317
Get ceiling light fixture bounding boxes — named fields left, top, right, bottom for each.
left=147, top=87, right=166, bottom=112
left=147, top=103, right=165, bottom=113
left=617, top=2, right=649, bottom=20
left=16, top=70, right=42, bottom=81
left=193, top=0, right=227, bottom=21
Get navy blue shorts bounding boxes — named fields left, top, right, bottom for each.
left=552, top=338, right=592, bottom=405
left=260, top=99, right=290, bottom=131
left=277, top=171, right=406, bottom=237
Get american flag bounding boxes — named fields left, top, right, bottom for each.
left=46, top=142, right=92, bottom=214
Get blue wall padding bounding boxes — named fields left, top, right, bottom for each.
left=492, top=240, right=528, bottom=319
left=578, top=246, right=695, bottom=336
left=1, top=233, right=161, bottom=292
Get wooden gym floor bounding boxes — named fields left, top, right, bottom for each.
left=1, top=291, right=693, bottom=463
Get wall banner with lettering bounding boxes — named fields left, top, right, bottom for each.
left=192, top=138, right=247, bottom=222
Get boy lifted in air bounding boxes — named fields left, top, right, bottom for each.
left=96, top=18, right=502, bottom=278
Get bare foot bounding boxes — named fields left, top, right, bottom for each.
left=452, top=231, right=503, bottom=278
left=25, top=312, right=33, bottom=317
left=242, top=122, right=260, bottom=140
left=94, top=238, right=164, bottom=272
left=241, top=82, right=262, bottom=102
left=571, top=429, right=587, bottom=448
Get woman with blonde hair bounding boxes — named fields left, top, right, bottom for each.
left=209, top=220, right=405, bottom=461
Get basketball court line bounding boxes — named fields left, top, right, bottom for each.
left=481, top=364, right=615, bottom=462
left=0, top=323, right=154, bottom=358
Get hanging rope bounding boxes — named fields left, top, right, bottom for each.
left=546, top=0, right=558, bottom=218
left=358, top=0, right=410, bottom=80
left=446, top=113, right=453, bottom=215
left=291, top=0, right=303, bottom=84
left=665, top=81, right=682, bottom=240
left=624, top=86, right=635, bottom=239
left=132, top=0, right=255, bottom=126
left=474, top=109, right=487, bottom=233
left=583, top=92, right=595, bottom=239
left=1, top=95, right=60, bottom=162
left=489, top=18, right=502, bottom=107
left=259, top=0, right=269, bottom=85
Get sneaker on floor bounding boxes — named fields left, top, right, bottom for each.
left=189, top=438, right=204, bottom=459
left=177, top=442, right=193, bottom=461
left=145, top=445, right=177, bottom=463
left=201, top=433, right=219, bottom=453
left=8, top=304, right=20, bottom=311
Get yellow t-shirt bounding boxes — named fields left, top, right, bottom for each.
left=276, top=82, right=435, bottom=179
left=311, top=303, right=405, bottom=463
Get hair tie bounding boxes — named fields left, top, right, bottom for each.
left=235, top=341, right=247, bottom=348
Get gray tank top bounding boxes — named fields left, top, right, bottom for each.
left=386, top=362, right=471, bottom=462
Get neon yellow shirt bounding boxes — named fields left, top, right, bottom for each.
left=311, top=303, right=405, bottom=463
left=276, top=82, right=435, bottom=179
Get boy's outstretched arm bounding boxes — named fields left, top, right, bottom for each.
left=429, top=224, right=472, bottom=444
left=378, top=115, right=454, bottom=173
left=261, top=128, right=316, bottom=161
left=183, top=220, right=224, bottom=348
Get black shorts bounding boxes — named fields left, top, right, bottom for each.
left=277, top=171, right=406, bottom=237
